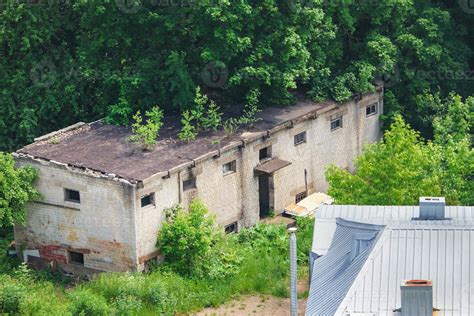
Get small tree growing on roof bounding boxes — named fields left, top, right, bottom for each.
left=129, top=106, right=164, bottom=150
left=178, top=110, right=197, bottom=142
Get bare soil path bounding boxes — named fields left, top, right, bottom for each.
left=195, top=295, right=306, bottom=316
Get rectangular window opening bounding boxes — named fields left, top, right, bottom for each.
left=223, top=160, right=237, bottom=174
left=183, top=177, right=197, bottom=191
left=259, top=147, right=272, bottom=160
left=295, top=191, right=308, bottom=203
left=366, top=102, right=378, bottom=117
left=64, top=189, right=81, bottom=203
left=294, top=131, right=307, bottom=146
left=141, top=193, right=155, bottom=208
left=225, top=222, right=238, bottom=234
left=330, top=116, right=343, bottom=131
left=69, top=251, right=84, bottom=265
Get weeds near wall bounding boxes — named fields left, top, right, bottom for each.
left=0, top=204, right=314, bottom=314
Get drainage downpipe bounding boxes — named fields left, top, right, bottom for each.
left=289, top=227, right=298, bottom=316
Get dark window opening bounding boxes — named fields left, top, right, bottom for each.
left=366, top=103, right=378, bottom=116
left=223, top=161, right=237, bottom=174
left=225, top=222, right=238, bottom=234
left=69, top=251, right=84, bottom=265
left=183, top=177, right=197, bottom=191
left=330, top=116, right=343, bottom=131
left=295, top=191, right=308, bottom=203
left=294, top=132, right=307, bottom=146
left=64, top=189, right=80, bottom=203
left=259, top=147, right=271, bottom=160
left=141, top=193, right=155, bottom=208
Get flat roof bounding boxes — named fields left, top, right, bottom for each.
left=16, top=98, right=340, bottom=182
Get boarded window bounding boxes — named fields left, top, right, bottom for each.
left=295, top=191, right=307, bottom=203
left=64, top=189, right=80, bottom=203
left=259, top=147, right=272, bottom=160
left=141, top=193, right=155, bottom=208
left=223, top=160, right=237, bottom=174
left=225, top=222, right=238, bottom=234
left=183, top=177, right=197, bottom=191
left=330, top=116, right=343, bottom=131
left=366, top=102, right=378, bottom=116
left=69, top=251, right=84, bottom=265
left=294, top=131, right=307, bottom=146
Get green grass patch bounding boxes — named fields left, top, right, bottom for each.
left=0, top=216, right=313, bottom=315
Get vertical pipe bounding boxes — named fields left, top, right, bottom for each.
left=304, top=169, right=308, bottom=197
left=289, top=227, right=298, bottom=316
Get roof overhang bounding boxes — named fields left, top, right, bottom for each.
left=254, top=158, right=292, bottom=175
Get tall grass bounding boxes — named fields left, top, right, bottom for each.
left=0, top=220, right=313, bottom=315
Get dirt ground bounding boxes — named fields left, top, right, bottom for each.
left=196, top=276, right=309, bottom=316
left=195, top=295, right=307, bottom=316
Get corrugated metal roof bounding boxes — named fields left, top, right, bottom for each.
left=305, top=218, right=385, bottom=316
left=307, top=204, right=474, bottom=316
left=336, top=224, right=474, bottom=315
left=312, top=206, right=474, bottom=255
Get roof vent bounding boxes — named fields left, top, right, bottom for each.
left=419, top=197, right=445, bottom=220
left=400, top=280, right=433, bottom=316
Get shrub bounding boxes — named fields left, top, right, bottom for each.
left=112, top=295, right=143, bottom=316
left=201, top=100, right=222, bottom=131
left=178, top=110, right=197, bottom=142
left=157, top=200, right=241, bottom=279
left=20, top=283, right=71, bottom=316
left=157, top=200, right=214, bottom=276
left=128, top=106, right=164, bottom=150
left=0, top=281, right=25, bottom=314
left=69, top=288, right=110, bottom=316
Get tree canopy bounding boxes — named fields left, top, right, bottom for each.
left=0, top=153, right=40, bottom=227
left=326, top=94, right=473, bottom=206
left=1, top=1, right=473, bottom=150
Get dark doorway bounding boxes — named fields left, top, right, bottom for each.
left=258, top=175, right=270, bottom=218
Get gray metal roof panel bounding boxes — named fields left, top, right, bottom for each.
left=337, top=225, right=474, bottom=315
left=306, top=218, right=385, bottom=316
left=312, top=206, right=474, bottom=255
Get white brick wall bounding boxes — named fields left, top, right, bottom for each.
left=16, top=91, right=383, bottom=272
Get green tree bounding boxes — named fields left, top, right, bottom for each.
left=327, top=104, right=473, bottom=206
left=0, top=153, right=40, bottom=227
left=178, top=111, right=197, bottom=142
left=129, top=106, right=164, bottom=150
left=432, top=95, right=473, bottom=205
left=157, top=200, right=215, bottom=276
left=1, top=1, right=473, bottom=151
left=326, top=115, right=442, bottom=205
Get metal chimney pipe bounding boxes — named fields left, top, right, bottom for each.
left=289, top=227, right=298, bottom=316
left=401, top=280, right=433, bottom=316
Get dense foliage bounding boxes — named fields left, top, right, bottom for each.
left=326, top=94, right=473, bottom=206
left=0, top=202, right=314, bottom=315
left=1, top=1, right=473, bottom=150
left=0, top=153, right=40, bottom=227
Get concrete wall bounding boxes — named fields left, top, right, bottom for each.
left=136, top=91, right=383, bottom=264
left=15, top=91, right=382, bottom=273
left=14, top=158, right=138, bottom=275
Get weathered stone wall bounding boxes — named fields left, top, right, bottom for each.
left=136, top=91, right=383, bottom=263
left=271, top=93, right=382, bottom=212
left=15, top=91, right=382, bottom=273
left=14, top=158, right=138, bottom=274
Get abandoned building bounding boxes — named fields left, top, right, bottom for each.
left=13, top=88, right=383, bottom=274
left=307, top=198, right=474, bottom=315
